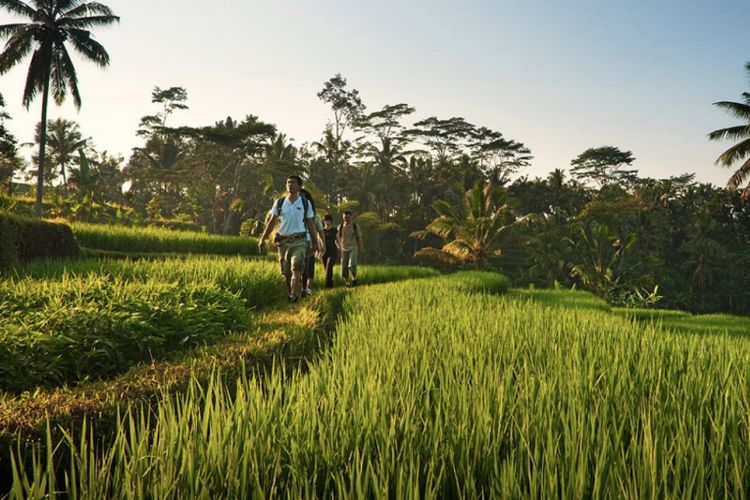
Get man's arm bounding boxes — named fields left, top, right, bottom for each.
left=258, top=214, right=278, bottom=253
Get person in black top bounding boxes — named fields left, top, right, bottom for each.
left=321, top=214, right=339, bottom=288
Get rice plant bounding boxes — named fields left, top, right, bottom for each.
left=14, top=271, right=750, bottom=497
left=71, top=222, right=260, bottom=256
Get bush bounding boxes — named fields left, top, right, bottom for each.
left=0, top=212, right=79, bottom=272
left=0, top=276, right=249, bottom=392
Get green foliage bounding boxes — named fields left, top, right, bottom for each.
left=0, top=277, right=249, bottom=392
left=570, top=146, right=637, bottom=188
left=15, top=273, right=750, bottom=497
left=414, top=181, right=529, bottom=270
left=708, top=61, right=750, bottom=199
left=0, top=212, right=79, bottom=272
left=0, top=0, right=119, bottom=216
left=71, top=222, right=259, bottom=256
left=611, top=285, right=663, bottom=308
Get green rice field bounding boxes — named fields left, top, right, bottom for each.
left=71, top=222, right=261, bottom=256
left=7, top=269, right=750, bottom=498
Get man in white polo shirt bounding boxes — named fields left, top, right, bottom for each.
left=258, top=175, right=319, bottom=303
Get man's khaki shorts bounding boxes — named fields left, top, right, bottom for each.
left=277, top=237, right=307, bottom=276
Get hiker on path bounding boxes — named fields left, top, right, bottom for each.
left=321, top=214, right=339, bottom=288
left=258, top=175, right=319, bottom=303
left=337, top=210, right=364, bottom=287
left=300, top=189, right=324, bottom=296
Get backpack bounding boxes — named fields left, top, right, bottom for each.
left=275, top=196, right=309, bottom=219
left=338, top=222, right=360, bottom=239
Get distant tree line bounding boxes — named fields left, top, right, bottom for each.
left=2, top=56, right=750, bottom=315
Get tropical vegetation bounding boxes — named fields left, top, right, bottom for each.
left=0, top=0, right=119, bottom=216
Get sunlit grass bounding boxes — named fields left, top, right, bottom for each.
left=71, top=222, right=260, bottom=256
left=14, top=271, right=750, bottom=498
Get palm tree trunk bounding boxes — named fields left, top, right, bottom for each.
left=34, top=69, right=51, bottom=217
left=61, top=160, right=67, bottom=196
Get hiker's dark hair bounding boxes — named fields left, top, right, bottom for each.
left=343, top=210, right=352, bottom=216
left=287, top=175, right=303, bottom=186
left=323, top=213, right=333, bottom=221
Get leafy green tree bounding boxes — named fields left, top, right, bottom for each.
left=315, top=74, right=365, bottom=205
left=263, top=133, right=297, bottom=187
left=137, top=86, right=189, bottom=137
left=568, top=221, right=637, bottom=299
left=311, top=126, right=352, bottom=205
left=708, top=62, right=750, bottom=200
left=0, top=0, right=119, bottom=216
left=469, top=127, right=532, bottom=185
left=413, top=181, right=528, bottom=270
left=32, top=118, right=86, bottom=193
left=317, top=73, right=365, bottom=144
left=353, top=103, right=415, bottom=217
left=0, top=92, right=22, bottom=193
left=569, top=146, right=637, bottom=189
left=125, top=87, right=190, bottom=219
left=167, top=115, right=276, bottom=233
left=406, top=116, right=475, bottom=164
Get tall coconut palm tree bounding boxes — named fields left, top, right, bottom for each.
left=0, top=0, right=119, bottom=216
left=708, top=62, right=750, bottom=200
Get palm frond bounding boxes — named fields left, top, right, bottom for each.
left=0, top=25, right=35, bottom=73
left=726, top=157, right=750, bottom=190
left=67, top=27, right=109, bottom=66
left=413, top=247, right=459, bottom=264
left=714, top=137, right=750, bottom=167
left=0, top=0, right=37, bottom=19
left=425, top=217, right=454, bottom=238
left=21, top=43, right=50, bottom=107
left=431, top=199, right=453, bottom=218
left=712, top=101, right=750, bottom=121
left=58, top=44, right=80, bottom=107
left=0, top=23, right=29, bottom=40
left=49, top=46, right=68, bottom=105
left=59, top=13, right=118, bottom=29
left=443, top=240, right=475, bottom=261
left=410, top=229, right=431, bottom=240
left=63, top=1, right=114, bottom=18
left=707, top=124, right=750, bottom=142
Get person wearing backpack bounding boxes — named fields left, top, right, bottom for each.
left=299, top=189, right=324, bottom=296
left=258, top=175, right=319, bottom=303
left=337, top=210, right=364, bottom=287
left=321, top=214, right=339, bottom=288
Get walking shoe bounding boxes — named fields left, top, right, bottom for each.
left=303, top=288, right=312, bottom=296
left=351, top=279, right=357, bottom=287
left=288, top=294, right=300, bottom=303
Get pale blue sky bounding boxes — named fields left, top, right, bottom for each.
left=0, top=0, right=748, bottom=186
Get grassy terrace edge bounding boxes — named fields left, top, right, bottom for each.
left=70, top=222, right=261, bottom=256
left=0, top=263, right=440, bottom=444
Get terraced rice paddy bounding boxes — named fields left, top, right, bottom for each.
left=7, top=269, right=750, bottom=498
